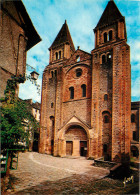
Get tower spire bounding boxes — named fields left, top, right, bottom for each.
left=95, top=0, right=123, bottom=29
left=49, top=21, right=75, bottom=63
left=49, top=20, right=75, bottom=52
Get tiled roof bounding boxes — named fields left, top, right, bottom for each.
left=49, top=20, right=75, bottom=51
left=32, top=102, right=41, bottom=110
left=95, top=0, right=123, bottom=29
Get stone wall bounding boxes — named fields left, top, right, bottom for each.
left=0, top=2, right=27, bottom=97
left=39, top=2, right=132, bottom=163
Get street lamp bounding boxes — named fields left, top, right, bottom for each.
left=30, top=71, right=39, bottom=80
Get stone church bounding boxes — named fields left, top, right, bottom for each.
left=39, top=0, right=131, bottom=163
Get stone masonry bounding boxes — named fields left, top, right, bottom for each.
left=39, top=0, right=132, bottom=163
left=0, top=0, right=41, bottom=98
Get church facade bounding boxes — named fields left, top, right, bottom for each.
left=39, top=0, right=131, bottom=163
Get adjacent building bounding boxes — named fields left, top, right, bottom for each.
left=131, top=102, right=140, bottom=159
left=23, top=99, right=41, bottom=151
left=39, top=0, right=139, bottom=163
left=0, top=0, right=41, bottom=98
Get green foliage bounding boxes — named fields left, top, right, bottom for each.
left=4, top=75, right=25, bottom=103
left=1, top=75, right=39, bottom=151
left=1, top=100, right=39, bottom=150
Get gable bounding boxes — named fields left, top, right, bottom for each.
left=65, top=49, right=91, bottom=66
left=60, top=115, right=91, bottom=131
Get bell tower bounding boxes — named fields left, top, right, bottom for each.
left=91, top=0, right=131, bottom=163
left=39, top=20, right=75, bottom=154
left=49, top=20, right=75, bottom=64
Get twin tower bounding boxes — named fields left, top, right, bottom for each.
left=39, top=0, right=131, bottom=163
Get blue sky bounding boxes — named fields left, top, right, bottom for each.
left=19, top=0, right=140, bottom=103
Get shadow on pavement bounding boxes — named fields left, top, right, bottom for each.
left=9, top=173, right=139, bottom=195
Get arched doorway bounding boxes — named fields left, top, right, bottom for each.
left=33, top=132, right=39, bottom=152
left=131, top=146, right=139, bottom=158
left=64, top=125, right=88, bottom=157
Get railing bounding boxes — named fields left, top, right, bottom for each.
left=1, top=149, right=25, bottom=174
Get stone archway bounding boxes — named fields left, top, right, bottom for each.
left=64, top=125, right=88, bottom=157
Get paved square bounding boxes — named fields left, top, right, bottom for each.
left=10, top=152, right=109, bottom=193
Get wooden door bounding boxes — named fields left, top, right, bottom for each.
left=66, top=141, right=73, bottom=155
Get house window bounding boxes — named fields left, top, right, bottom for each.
left=131, top=114, right=135, bottom=123
left=56, top=52, right=58, bottom=60
left=104, top=94, right=108, bottom=101
left=76, top=68, right=82, bottom=77
left=51, top=71, right=53, bottom=78
left=104, top=32, right=107, bottom=42
left=81, top=84, right=86, bottom=97
left=109, top=30, right=112, bottom=41
left=69, top=87, right=74, bottom=99
left=102, top=55, right=106, bottom=64
left=104, top=115, right=109, bottom=123
left=59, top=51, right=61, bottom=59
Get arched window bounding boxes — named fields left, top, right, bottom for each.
left=104, top=32, right=107, bottom=42
left=50, top=116, right=54, bottom=129
left=56, top=52, right=58, bottom=60
left=51, top=71, right=53, bottom=78
left=131, top=114, right=135, bottom=123
left=104, top=115, right=109, bottom=123
left=76, top=68, right=82, bottom=77
left=107, top=53, right=112, bottom=63
left=104, top=94, right=108, bottom=101
left=102, top=55, right=106, bottom=64
left=55, top=70, right=57, bottom=77
left=109, top=30, right=112, bottom=41
left=51, top=102, right=54, bottom=108
left=59, top=51, right=61, bottom=59
left=81, top=84, right=86, bottom=97
left=69, top=87, right=74, bottom=99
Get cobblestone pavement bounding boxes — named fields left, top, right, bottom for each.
left=6, top=152, right=139, bottom=194
left=8, top=152, right=109, bottom=194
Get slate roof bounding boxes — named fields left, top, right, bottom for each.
left=49, top=20, right=75, bottom=52
left=95, top=0, right=123, bottom=29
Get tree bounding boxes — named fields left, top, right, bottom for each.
left=1, top=75, right=39, bottom=150
left=1, top=75, right=39, bottom=187
left=1, top=100, right=39, bottom=151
